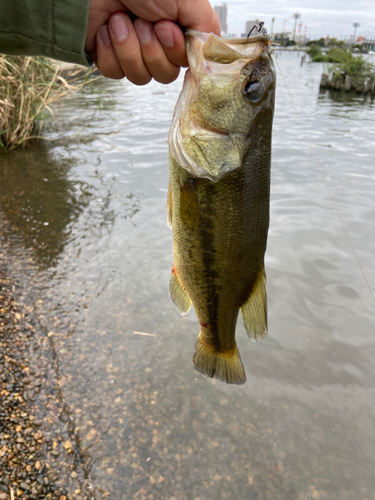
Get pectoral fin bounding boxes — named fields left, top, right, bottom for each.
left=169, top=265, right=192, bottom=315
left=240, top=269, right=268, bottom=341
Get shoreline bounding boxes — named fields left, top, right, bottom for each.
left=0, top=229, right=94, bottom=500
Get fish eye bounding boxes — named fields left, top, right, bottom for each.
left=244, top=80, right=263, bottom=102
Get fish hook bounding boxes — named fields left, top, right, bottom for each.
left=247, top=22, right=265, bottom=38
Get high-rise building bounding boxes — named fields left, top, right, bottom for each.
left=214, top=3, right=228, bottom=34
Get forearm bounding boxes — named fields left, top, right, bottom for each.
left=0, top=0, right=91, bottom=65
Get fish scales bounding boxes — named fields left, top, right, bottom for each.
left=168, top=30, right=276, bottom=384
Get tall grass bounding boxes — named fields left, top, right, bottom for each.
left=0, top=56, right=96, bottom=152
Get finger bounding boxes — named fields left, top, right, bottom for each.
left=154, top=21, right=188, bottom=68
left=179, top=1, right=221, bottom=37
left=108, top=13, right=152, bottom=86
left=95, top=25, right=125, bottom=79
left=134, top=19, right=180, bottom=84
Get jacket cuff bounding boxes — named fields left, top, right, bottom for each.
left=51, top=0, right=92, bottom=66
left=0, top=0, right=92, bottom=66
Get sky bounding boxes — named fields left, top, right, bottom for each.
left=210, top=0, right=375, bottom=40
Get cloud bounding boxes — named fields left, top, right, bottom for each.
left=211, top=0, right=375, bottom=39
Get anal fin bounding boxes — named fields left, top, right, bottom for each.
left=240, top=268, right=268, bottom=341
left=193, top=334, right=246, bottom=385
left=169, top=265, right=192, bottom=315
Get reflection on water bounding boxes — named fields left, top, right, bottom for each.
left=319, top=86, right=375, bottom=107
left=0, top=144, right=83, bottom=267
left=1, top=53, right=375, bottom=499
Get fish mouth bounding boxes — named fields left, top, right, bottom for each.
left=185, top=29, right=273, bottom=45
left=185, top=30, right=272, bottom=67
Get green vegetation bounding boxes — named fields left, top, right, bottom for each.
left=327, top=38, right=346, bottom=49
left=274, top=34, right=297, bottom=47
left=318, top=49, right=375, bottom=91
left=306, top=44, right=323, bottom=59
left=307, top=45, right=375, bottom=78
left=352, top=43, right=369, bottom=54
left=0, top=55, right=95, bottom=152
left=329, top=55, right=375, bottom=90
left=306, top=38, right=325, bottom=48
left=307, top=38, right=346, bottom=49
left=307, top=46, right=374, bottom=68
left=310, top=47, right=353, bottom=63
left=309, top=44, right=375, bottom=90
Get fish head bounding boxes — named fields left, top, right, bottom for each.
left=169, top=30, right=276, bottom=182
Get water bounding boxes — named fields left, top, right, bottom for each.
left=1, top=52, right=375, bottom=499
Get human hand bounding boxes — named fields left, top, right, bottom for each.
left=85, top=0, right=221, bottom=84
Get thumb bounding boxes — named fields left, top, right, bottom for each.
left=178, top=0, right=221, bottom=36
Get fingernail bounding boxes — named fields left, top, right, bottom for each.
left=110, top=15, right=129, bottom=42
left=98, top=25, right=111, bottom=47
left=155, top=24, right=174, bottom=47
left=134, top=19, right=153, bottom=44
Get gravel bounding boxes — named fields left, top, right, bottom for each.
left=0, top=258, right=95, bottom=500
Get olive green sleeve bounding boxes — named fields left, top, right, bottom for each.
left=0, top=0, right=92, bottom=66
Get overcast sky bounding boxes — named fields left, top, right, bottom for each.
left=210, top=1, right=375, bottom=40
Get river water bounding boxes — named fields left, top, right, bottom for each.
left=1, top=51, right=375, bottom=500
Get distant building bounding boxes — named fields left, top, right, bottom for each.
left=362, top=37, right=375, bottom=51
left=245, top=19, right=261, bottom=37
left=214, top=3, right=228, bottom=34
left=295, top=34, right=307, bottom=46
left=273, top=32, right=293, bottom=46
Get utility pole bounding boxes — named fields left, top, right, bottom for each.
left=353, top=23, right=360, bottom=45
left=293, top=13, right=301, bottom=41
left=271, top=17, right=275, bottom=35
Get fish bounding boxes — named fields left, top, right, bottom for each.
left=167, top=29, right=276, bottom=385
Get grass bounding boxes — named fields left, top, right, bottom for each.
left=0, top=56, right=97, bottom=152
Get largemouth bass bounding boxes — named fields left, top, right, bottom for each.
left=167, top=30, right=276, bottom=385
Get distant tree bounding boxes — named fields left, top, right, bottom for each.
left=307, top=44, right=322, bottom=59
left=274, top=33, right=288, bottom=47
left=328, top=38, right=346, bottom=48
left=306, top=38, right=325, bottom=47
left=352, top=43, right=369, bottom=53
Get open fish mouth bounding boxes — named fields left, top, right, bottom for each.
left=168, top=30, right=274, bottom=182
left=185, top=29, right=273, bottom=58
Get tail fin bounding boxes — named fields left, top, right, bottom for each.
left=192, top=334, right=246, bottom=385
